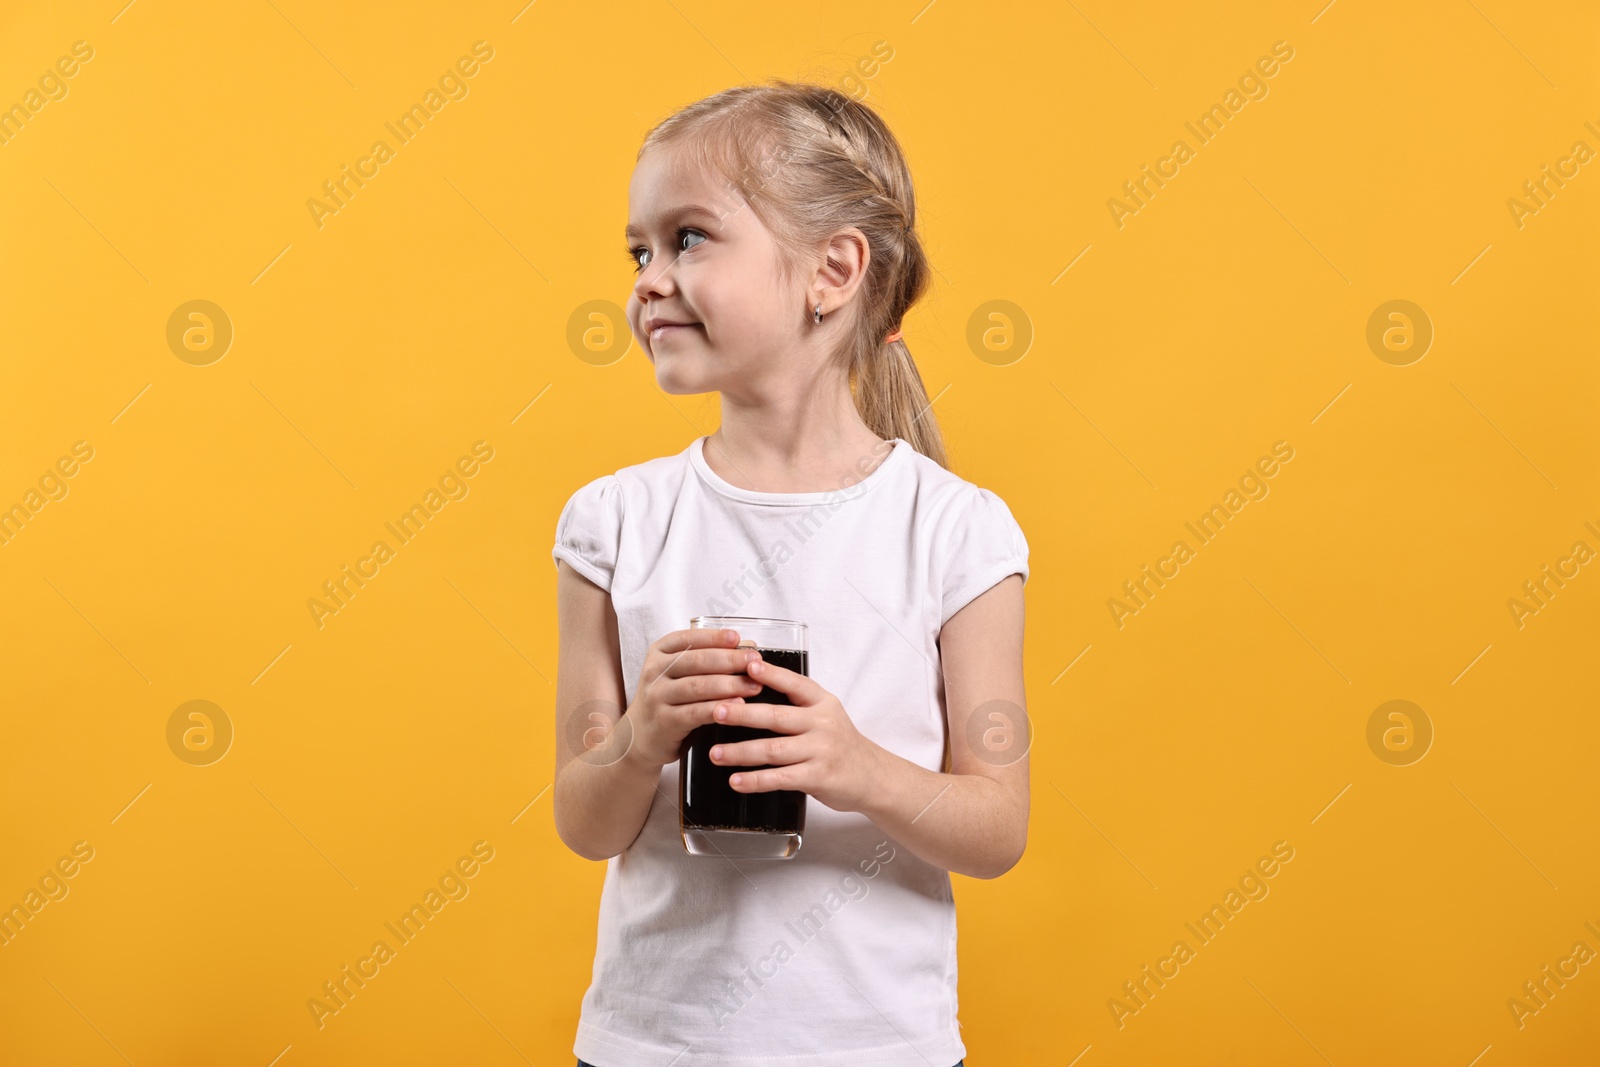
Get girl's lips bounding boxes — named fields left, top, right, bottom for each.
left=650, top=323, right=699, bottom=341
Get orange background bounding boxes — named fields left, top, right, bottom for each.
left=1, top=1, right=1596, bottom=1064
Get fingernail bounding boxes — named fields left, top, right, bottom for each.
left=745, top=650, right=759, bottom=663
left=710, top=746, right=722, bottom=760
left=715, top=705, right=728, bottom=719
left=749, top=660, right=762, bottom=673
left=730, top=774, right=743, bottom=786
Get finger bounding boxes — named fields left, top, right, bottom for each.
left=729, top=765, right=799, bottom=793
left=715, top=699, right=804, bottom=734
left=656, top=627, right=742, bottom=655
left=648, top=628, right=744, bottom=692
left=664, top=645, right=764, bottom=680
left=745, top=658, right=820, bottom=704
left=709, top=733, right=804, bottom=768
left=673, top=696, right=745, bottom=733
left=667, top=672, right=764, bottom=707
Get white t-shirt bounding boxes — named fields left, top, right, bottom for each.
left=552, top=434, right=1029, bottom=1067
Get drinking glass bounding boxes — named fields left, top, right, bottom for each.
left=680, top=616, right=808, bottom=859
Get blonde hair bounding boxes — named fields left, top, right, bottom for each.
left=640, top=79, right=948, bottom=470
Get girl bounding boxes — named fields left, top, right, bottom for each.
left=553, top=80, right=1028, bottom=1067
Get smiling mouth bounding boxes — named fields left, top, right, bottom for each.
left=650, top=323, right=700, bottom=341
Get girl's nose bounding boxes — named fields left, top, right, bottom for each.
left=633, top=256, right=676, bottom=303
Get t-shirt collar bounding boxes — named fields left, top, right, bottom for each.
left=688, top=436, right=908, bottom=507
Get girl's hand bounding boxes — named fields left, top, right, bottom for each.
left=622, top=628, right=766, bottom=769
left=707, top=657, right=886, bottom=814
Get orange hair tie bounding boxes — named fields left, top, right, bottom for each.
left=885, top=328, right=904, bottom=344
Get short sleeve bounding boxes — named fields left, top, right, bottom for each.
left=552, top=475, right=624, bottom=592
left=939, top=486, right=1029, bottom=629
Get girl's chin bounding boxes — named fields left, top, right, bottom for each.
left=655, top=373, right=713, bottom=396
left=653, top=362, right=725, bottom=396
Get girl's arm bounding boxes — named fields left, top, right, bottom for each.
left=855, top=574, right=1029, bottom=879
left=551, top=560, right=662, bottom=861
left=709, top=574, right=1030, bottom=879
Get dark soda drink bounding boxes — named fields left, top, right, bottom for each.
left=680, top=617, right=809, bottom=859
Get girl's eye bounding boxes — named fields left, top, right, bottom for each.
left=626, top=228, right=707, bottom=274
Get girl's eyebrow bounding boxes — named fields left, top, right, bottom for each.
left=624, top=204, right=723, bottom=241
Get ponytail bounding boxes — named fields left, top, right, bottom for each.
left=854, top=337, right=947, bottom=469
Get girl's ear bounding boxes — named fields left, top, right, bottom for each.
left=810, top=227, right=871, bottom=317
